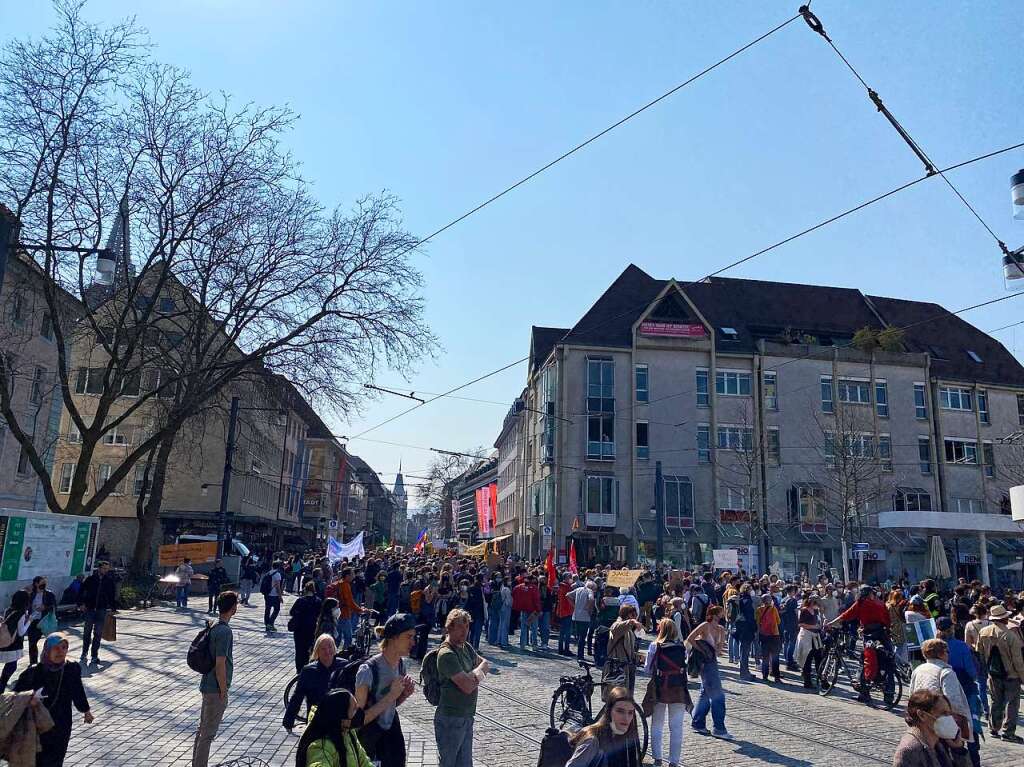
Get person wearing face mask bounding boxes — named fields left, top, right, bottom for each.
left=13, top=632, right=93, bottom=767
left=284, top=634, right=346, bottom=733
left=26, top=575, right=58, bottom=666
left=565, top=686, right=642, bottom=767
left=893, top=689, right=970, bottom=767
left=909, top=640, right=972, bottom=753
left=295, top=688, right=374, bottom=767
left=315, top=598, right=342, bottom=644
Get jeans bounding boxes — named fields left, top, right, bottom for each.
left=176, top=585, right=189, bottom=608
left=434, top=712, right=474, bottom=767
left=386, top=594, right=399, bottom=617
left=759, top=634, right=781, bottom=680
left=573, top=620, right=589, bottom=659
left=192, top=691, right=228, bottom=767
left=989, top=675, right=1021, bottom=736
left=539, top=611, right=551, bottom=646
left=738, top=637, right=752, bottom=678
left=264, top=595, right=281, bottom=627
left=558, top=616, right=572, bottom=653
left=727, top=628, right=739, bottom=664
left=782, top=625, right=797, bottom=666
left=81, top=609, right=107, bottom=660
left=487, top=610, right=501, bottom=645
left=339, top=614, right=354, bottom=647
left=519, top=612, right=538, bottom=648
left=651, top=701, right=686, bottom=765
left=239, top=579, right=253, bottom=604
left=977, top=666, right=989, bottom=715
left=691, top=657, right=726, bottom=733
left=469, top=615, right=483, bottom=650
left=497, top=606, right=511, bottom=647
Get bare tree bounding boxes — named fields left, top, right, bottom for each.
left=418, top=449, right=487, bottom=539
left=0, top=3, right=436, bottom=570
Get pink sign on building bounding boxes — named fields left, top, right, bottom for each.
left=639, top=321, right=706, bottom=338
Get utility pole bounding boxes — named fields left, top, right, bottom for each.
left=218, top=396, right=240, bottom=557
left=655, top=460, right=664, bottom=569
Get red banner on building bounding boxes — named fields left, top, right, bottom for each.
left=639, top=321, right=705, bottom=338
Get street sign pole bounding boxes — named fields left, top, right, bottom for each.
left=655, top=460, right=664, bottom=570
left=218, top=396, right=240, bottom=558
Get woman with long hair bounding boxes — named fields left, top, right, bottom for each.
left=643, top=619, right=691, bottom=767
left=354, top=613, right=416, bottom=767
left=886, top=587, right=909, bottom=662
left=26, top=575, right=57, bottom=665
left=893, top=689, right=970, bottom=767
left=315, top=598, right=341, bottom=643
left=686, top=604, right=730, bottom=740
left=295, top=688, right=373, bottom=767
left=0, top=589, right=31, bottom=691
left=284, top=634, right=347, bottom=733
left=565, top=686, right=642, bottom=767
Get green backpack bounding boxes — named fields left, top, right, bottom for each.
left=420, top=642, right=446, bottom=706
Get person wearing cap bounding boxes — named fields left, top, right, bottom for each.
left=354, top=613, right=416, bottom=767
left=977, top=603, right=1024, bottom=742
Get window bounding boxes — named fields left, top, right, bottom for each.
left=767, top=427, right=780, bottom=464
left=978, top=390, right=989, bottom=425
left=763, top=371, right=778, bottom=410
left=66, top=421, right=81, bottom=443
left=967, top=350, right=982, bottom=363
left=145, top=368, right=179, bottom=399
left=720, top=485, right=746, bottom=511
left=664, top=475, right=694, bottom=528
left=837, top=379, right=871, bottom=404
left=158, top=297, right=176, bottom=314
left=634, top=365, right=648, bottom=403
left=720, top=327, right=739, bottom=340
left=635, top=421, right=649, bottom=460
left=75, top=367, right=106, bottom=395
left=914, top=384, right=927, bottom=420
left=584, top=475, right=617, bottom=527
left=696, top=370, right=709, bottom=407
left=820, top=376, right=834, bottom=413
left=1018, top=393, right=1024, bottom=426
left=918, top=436, right=932, bottom=475
left=101, top=426, right=129, bottom=446
left=29, top=367, right=44, bottom=404
left=133, top=464, right=149, bottom=496
left=716, top=371, right=752, bottom=396
left=944, top=438, right=978, bottom=465
left=587, top=415, right=614, bottom=459
left=120, top=370, right=141, bottom=397
left=696, top=425, right=710, bottom=464
left=825, top=432, right=874, bottom=464
left=58, top=463, right=75, bottom=493
left=17, top=445, right=30, bottom=475
left=879, top=435, right=892, bottom=472
left=587, top=358, right=615, bottom=399
left=983, top=442, right=995, bottom=478
left=717, top=425, right=753, bottom=452
left=893, top=488, right=932, bottom=512
left=789, top=484, right=826, bottom=529
left=954, top=498, right=983, bottom=515
left=96, top=463, right=119, bottom=493
left=939, top=386, right=972, bottom=411
left=875, top=381, right=888, bottom=418
left=40, top=312, right=54, bottom=341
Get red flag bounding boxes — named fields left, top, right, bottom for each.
left=568, top=540, right=578, bottom=574
left=545, top=546, right=557, bottom=589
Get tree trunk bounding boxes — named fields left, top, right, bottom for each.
left=129, top=434, right=176, bottom=574
left=840, top=535, right=851, bottom=583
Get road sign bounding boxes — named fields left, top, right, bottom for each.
left=853, top=542, right=870, bottom=552
left=328, top=519, right=338, bottom=530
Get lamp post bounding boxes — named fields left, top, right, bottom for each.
left=1006, top=169, right=1024, bottom=281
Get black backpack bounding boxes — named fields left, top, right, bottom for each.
left=690, top=593, right=708, bottom=624
left=187, top=621, right=216, bottom=674
left=260, top=572, right=274, bottom=596
left=537, top=728, right=574, bottom=767
left=988, top=646, right=1008, bottom=680
left=655, top=642, right=687, bottom=691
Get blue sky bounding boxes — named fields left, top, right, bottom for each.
left=3, top=2, right=1023, bottom=497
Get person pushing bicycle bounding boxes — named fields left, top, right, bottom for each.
left=826, top=585, right=895, bottom=705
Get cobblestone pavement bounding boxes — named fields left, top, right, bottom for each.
left=53, top=601, right=1023, bottom=766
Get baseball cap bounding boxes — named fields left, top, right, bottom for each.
left=382, top=612, right=417, bottom=639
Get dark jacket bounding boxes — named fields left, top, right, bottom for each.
left=29, top=588, right=58, bottom=617
left=289, top=595, right=323, bottom=639
left=14, top=660, right=90, bottom=733
left=78, top=572, right=118, bottom=611
left=732, top=594, right=757, bottom=641
left=283, top=657, right=346, bottom=730
left=1, top=608, right=26, bottom=652
left=208, top=566, right=229, bottom=593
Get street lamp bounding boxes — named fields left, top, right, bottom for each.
left=1012, top=168, right=1024, bottom=220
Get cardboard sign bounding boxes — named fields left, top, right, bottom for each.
left=605, top=569, right=644, bottom=588
left=712, top=549, right=739, bottom=571
left=158, top=542, right=218, bottom=567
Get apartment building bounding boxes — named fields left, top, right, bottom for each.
left=516, top=264, right=1024, bottom=586
left=453, top=456, right=498, bottom=543
left=493, top=391, right=525, bottom=547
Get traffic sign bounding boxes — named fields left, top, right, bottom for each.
left=852, top=542, right=870, bottom=552
left=328, top=519, right=338, bottom=529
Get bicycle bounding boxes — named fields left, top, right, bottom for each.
left=352, top=609, right=380, bottom=657
left=282, top=643, right=370, bottom=726
left=817, top=627, right=903, bottom=710
left=549, top=660, right=649, bottom=757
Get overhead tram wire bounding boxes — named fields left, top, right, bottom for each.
left=346, top=139, right=1024, bottom=442
left=798, top=4, right=1013, bottom=259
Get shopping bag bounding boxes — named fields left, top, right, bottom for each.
left=102, top=613, right=117, bottom=642
left=39, top=611, right=59, bottom=635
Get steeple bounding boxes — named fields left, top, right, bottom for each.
left=392, top=461, right=407, bottom=508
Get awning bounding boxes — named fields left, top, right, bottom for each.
left=490, top=534, right=513, bottom=546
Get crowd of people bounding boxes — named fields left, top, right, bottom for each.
left=2, top=544, right=1024, bottom=767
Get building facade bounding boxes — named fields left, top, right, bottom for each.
left=494, top=393, right=525, bottom=548
left=514, top=265, right=1024, bottom=586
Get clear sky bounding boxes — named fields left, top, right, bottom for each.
left=3, top=2, right=1023, bottom=500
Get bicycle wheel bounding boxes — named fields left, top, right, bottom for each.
left=817, top=648, right=840, bottom=696
left=550, top=684, right=592, bottom=731
left=283, top=675, right=308, bottom=724
left=879, top=670, right=902, bottom=711
left=591, top=699, right=649, bottom=760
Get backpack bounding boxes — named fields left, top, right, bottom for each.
left=758, top=606, right=777, bottom=636
left=536, top=728, right=574, bottom=767
left=259, top=572, right=274, bottom=596
left=420, top=644, right=444, bottom=706
left=654, top=642, right=687, bottom=691
left=0, top=618, right=13, bottom=648
left=690, top=593, right=708, bottom=624
left=187, top=621, right=216, bottom=674
left=987, top=645, right=1008, bottom=680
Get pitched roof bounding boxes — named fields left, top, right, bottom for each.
left=530, top=326, right=569, bottom=372
left=561, top=264, right=665, bottom=348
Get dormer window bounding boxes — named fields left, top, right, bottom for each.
left=966, top=350, right=982, bottom=363
left=720, top=327, right=738, bottom=340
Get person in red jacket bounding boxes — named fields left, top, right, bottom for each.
left=557, top=574, right=575, bottom=655
left=336, top=568, right=366, bottom=650
left=512, top=575, right=541, bottom=650
left=828, top=585, right=895, bottom=704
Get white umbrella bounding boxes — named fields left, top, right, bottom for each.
left=928, top=535, right=951, bottom=579
left=999, top=560, right=1023, bottom=572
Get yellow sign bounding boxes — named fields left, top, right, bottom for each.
left=462, top=542, right=488, bottom=557
left=158, top=542, right=218, bottom=567
left=605, top=569, right=644, bottom=588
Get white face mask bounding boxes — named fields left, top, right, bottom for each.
left=610, top=720, right=630, bottom=736
left=932, top=714, right=959, bottom=740
left=332, top=608, right=341, bottom=619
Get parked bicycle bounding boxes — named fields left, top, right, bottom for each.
left=817, top=626, right=903, bottom=709
left=352, top=609, right=379, bottom=657
left=549, top=660, right=649, bottom=757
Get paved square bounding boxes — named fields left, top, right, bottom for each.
left=51, top=598, right=1023, bottom=767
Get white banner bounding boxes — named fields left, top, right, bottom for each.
left=712, top=548, right=739, bottom=571
left=328, top=532, right=364, bottom=563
